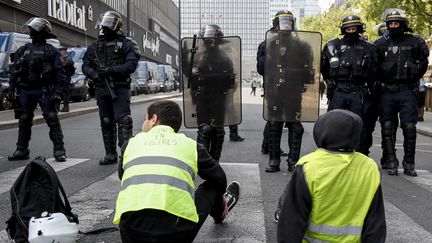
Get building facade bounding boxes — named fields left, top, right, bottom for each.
left=291, top=0, right=321, bottom=26
left=269, top=0, right=291, bottom=27
left=180, top=0, right=269, bottom=79
left=0, top=0, right=180, bottom=69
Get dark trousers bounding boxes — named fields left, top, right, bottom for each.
left=62, top=86, right=71, bottom=110
left=96, top=86, right=131, bottom=122
left=250, top=87, right=256, bottom=96
left=120, top=181, right=223, bottom=243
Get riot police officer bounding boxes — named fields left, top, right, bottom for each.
left=359, top=22, right=399, bottom=163
left=257, top=10, right=305, bottom=172
left=83, top=11, right=140, bottom=165
left=321, top=15, right=376, bottom=118
left=321, top=15, right=377, bottom=155
left=8, top=17, right=67, bottom=162
left=192, top=24, right=236, bottom=161
left=375, top=9, right=429, bottom=176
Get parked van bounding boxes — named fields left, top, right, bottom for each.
left=157, top=65, right=175, bottom=92
left=0, top=32, right=60, bottom=110
left=132, top=61, right=159, bottom=94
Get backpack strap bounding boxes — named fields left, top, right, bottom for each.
left=31, top=158, right=78, bottom=223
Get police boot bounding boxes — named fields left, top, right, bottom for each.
left=44, top=112, right=66, bottom=162
left=287, top=122, right=303, bottom=172
left=229, top=125, right=244, bottom=142
left=266, top=122, right=283, bottom=173
left=197, top=123, right=213, bottom=153
left=381, top=121, right=399, bottom=175
left=117, top=115, right=133, bottom=148
left=402, top=123, right=417, bottom=177
left=8, top=113, right=33, bottom=161
left=100, top=117, right=118, bottom=165
left=209, top=127, right=225, bottom=162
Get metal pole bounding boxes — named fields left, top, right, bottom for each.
left=199, top=0, right=201, bottom=28
left=127, top=0, right=131, bottom=36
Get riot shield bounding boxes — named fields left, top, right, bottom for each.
left=263, top=30, right=322, bottom=122
left=181, top=36, right=242, bottom=128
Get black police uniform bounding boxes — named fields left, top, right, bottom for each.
left=8, top=37, right=67, bottom=161
left=61, top=56, right=75, bottom=112
left=257, top=40, right=304, bottom=172
left=193, top=44, right=235, bottom=162
left=321, top=36, right=376, bottom=117
left=375, top=32, right=429, bottom=175
left=82, top=33, right=140, bottom=165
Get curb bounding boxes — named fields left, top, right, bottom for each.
left=0, top=93, right=182, bottom=131
left=416, top=125, right=432, bottom=138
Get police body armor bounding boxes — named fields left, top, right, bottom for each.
left=17, top=43, right=55, bottom=87
left=379, top=36, right=423, bottom=84
left=93, top=37, right=128, bottom=86
left=325, top=38, right=372, bottom=83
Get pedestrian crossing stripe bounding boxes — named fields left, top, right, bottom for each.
left=385, top=201, right=432, bottom=242
left=0, top=158, right=89, bottom=195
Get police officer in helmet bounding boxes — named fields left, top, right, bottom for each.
left=193, top=24, right=235, bottom=162
left=8, top=17, right=67, bottom=162
left=321, top=15, right=377, bottom=155
left=83, top=11, right=140, bottom=165
left=257, top=10, right=305, bottom=173
left=375, top=9, right=429, bottom=176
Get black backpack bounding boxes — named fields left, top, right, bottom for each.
left=6, top=156, right=78, bottom=243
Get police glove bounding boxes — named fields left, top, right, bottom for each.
left=90, top=71, right=100, bottom=82
left=98, top=67, right=114, bottom=79
left=51, top=92, right=62, bottom=112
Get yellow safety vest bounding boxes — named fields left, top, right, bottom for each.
left=113, top=125, right=199, bottom=224
left=297, top=149, right=381, bottom=243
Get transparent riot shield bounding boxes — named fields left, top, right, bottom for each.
left=263, top=30, right=322, bottom=122
left=181, top=36, right=242, bottom=128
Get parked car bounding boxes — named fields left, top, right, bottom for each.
left=130, top=78, right=139, bottom=96
left=67, top=47, right=87, bottom=63
left=132, top=61, right=159, bottom=94
left=157, top=65, right=175, bottom=92
left=0, top=32, right=60, bottom=110
left=69, top=62, right=90, bottom=102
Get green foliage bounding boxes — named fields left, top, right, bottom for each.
left=300, top=0, right=432, bottom=45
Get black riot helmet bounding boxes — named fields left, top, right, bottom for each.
left=22, top=17, right=57, bottom=39
left=339, top=15, right=365, bottom=34
left=273, top=10, right=296, bottom=30
left=383, top=8, right=409, bottom=26
left=373, top=23, right=388, bottom=37
left=199, top=24, right=224, bottom=38
left=99, top=11, right=123, bottom=31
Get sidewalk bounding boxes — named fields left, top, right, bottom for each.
left=0, top=92, right=182, bottom=130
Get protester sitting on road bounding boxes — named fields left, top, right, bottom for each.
left=113, top=100, right=240, bottom=243
left=277, top=109, right=386, bottom=243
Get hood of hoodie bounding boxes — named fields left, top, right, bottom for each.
left=313, top=109, right=363, bottom=152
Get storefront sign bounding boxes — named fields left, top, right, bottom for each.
left=47, top=0, right=90, bottom=31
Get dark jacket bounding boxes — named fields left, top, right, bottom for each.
left=82, top=34, right=140, bottom=86
left=10, top=40, right=66, bottom=93
left=63, top=57, right=75, bottom=82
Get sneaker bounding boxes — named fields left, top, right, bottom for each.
left=225, top=181, right=240, bottom=212
left=214, top=181, right=240, bottom=223
left=273, top=208, right=280, bottom=223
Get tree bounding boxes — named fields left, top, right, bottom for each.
left=300, top=0, right=432, bottom=44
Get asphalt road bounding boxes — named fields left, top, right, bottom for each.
left=0, top=88, right=431, bottom=242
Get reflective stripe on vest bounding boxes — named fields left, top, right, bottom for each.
left=121, top=174, right=195, bottom=198
left=297, top=149, right=381, bottom=242
left=113, top=126, right=198, bottom=224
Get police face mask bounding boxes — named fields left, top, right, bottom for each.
left=102, top=26, right=116, bottom=39
left=343, top=32, right=360, bottom=43
left=29, top=29, right=46, bottom=42
left=388, top=27, right=404, bottom=38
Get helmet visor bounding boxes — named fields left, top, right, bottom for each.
left=202, top=26, right=221, bottom=38
left=22, top=17, right=50, bottom=33
left=278, top=16, right=294, bottom=30
left=100, top=13, right=120, bottom=30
